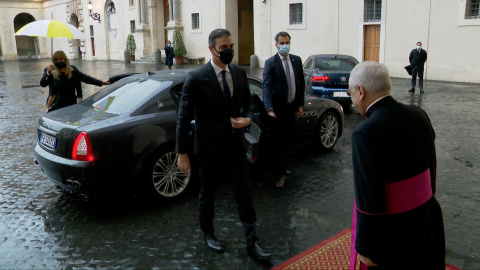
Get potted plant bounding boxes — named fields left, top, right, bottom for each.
left=172, top=30, right=187, bottom=65
left=126, top=34, right=136, bottom=61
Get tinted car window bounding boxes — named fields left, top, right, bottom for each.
left=248, top=79, right=263, bottom=99
left=92, top=79, right=172, bottom=114
left=304, top=58, right=313, bottom=70
left=315, top=58, right=357, bottom=71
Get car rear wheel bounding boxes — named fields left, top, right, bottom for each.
left=144, top=146, right=190, bottom=199
left=317, top=111, right=339, bottom=151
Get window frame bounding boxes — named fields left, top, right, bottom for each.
left=465, top=0, right=480, bottom=19
left=130, top=20, right=136, bottom=34
left=192, top=13, right=200, bottom=30
left=457, top=0, right=480, bottom=26
left=287, top=0, right=306, bottom=30
left=364, top=0, right=382, bottom=23
left=190, top=11, right=202, bottom=33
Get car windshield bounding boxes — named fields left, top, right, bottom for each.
left=315, top=58, right=357, bottom=71
left=92, top=79, right=172, bottom=114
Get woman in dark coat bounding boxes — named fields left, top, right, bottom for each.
left=164, top=40, right=175, bottom=70
left=40, top=50, right=109, bottom=112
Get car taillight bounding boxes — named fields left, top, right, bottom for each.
left=72, top=132, right=94, bottom=162
left=312, top=76, right=330, bottom=82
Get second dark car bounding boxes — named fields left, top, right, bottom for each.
left=33, top=70, right=344, bottom=200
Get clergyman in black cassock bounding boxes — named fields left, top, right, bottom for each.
left=349, top=61, right=445, bottom=269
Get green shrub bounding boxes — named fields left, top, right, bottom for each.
left=126, top=34, right=136, bottom=55
left=172, top=30, right=187, bottom=57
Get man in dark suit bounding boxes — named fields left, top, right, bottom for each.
left=176, top=29, right=270, bottom=261
left=262, top=31, right=305, bottom=189
left=408, top=41, right=427, bottom=93
left=349, top=61, right=445, bottom=269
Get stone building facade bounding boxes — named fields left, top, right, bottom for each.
left=0, top=0, right=479, bottom=83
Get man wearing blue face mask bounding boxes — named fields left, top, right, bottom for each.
left=262, top=31, right=305, bottom=189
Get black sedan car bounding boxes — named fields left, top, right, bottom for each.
left=34, top=70, right=344, bottom=199
left=303, top=54, right=359, bottom=110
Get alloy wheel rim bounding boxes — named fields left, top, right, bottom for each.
left=152, top=151, right=189, bottom=197
left=321, top=115, right=339, bottom=148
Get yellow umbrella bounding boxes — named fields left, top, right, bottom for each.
left=15, top=19, right=86, bottom=39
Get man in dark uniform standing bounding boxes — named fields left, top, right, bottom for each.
left=349, top=61, right=445, bottom=269
left=408, top=41, right=427, bottom=93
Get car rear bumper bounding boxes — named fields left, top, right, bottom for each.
left=33, top=143, right=118, bottom=194
left=311, top=86, right=352, bottom=104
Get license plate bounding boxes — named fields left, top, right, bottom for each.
left=333, top=92, right=348, bottom=97
left=40, top=132, right=57, bottom=148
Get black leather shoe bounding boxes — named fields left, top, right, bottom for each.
left=420, top=89, right=424, bottom=93
left=205, top=234, right=224, bottom=253
left=247, top=241, right=271, bottom=260
left=408, top=88, right=415, bottom=92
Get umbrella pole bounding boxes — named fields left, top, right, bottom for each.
left=50, top=14, right=53, bottom=57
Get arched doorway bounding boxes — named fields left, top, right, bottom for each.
left=69, top=14, right=82, bottom=59
left=14, top=13, right=38, bottom=59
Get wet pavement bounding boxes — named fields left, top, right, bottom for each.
left=0, top=59, right=479, bottom=269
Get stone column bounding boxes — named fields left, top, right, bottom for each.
left=148, top=0, right=159, bottom=51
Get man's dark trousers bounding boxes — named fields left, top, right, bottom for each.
left=273, top=103, right=297, bottom=176
left=197, top=132, right=257, bottom=237
left=411, top=66, right=424, bottom=91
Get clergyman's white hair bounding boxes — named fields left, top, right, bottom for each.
left=349, top=61, right=392, bottom=94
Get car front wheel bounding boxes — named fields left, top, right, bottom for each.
left=144, top=146, right=190, bottom=199
left=317, top=111, right=339, bottom=151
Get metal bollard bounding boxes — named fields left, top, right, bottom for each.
left=154, top=49, right=162, bottom=69
left=124, top=49, right=130, bottom=65
left=250, top=55, right=259, bottom=69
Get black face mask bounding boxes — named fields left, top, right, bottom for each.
left=54, top=62, right=67, bottom=69
left=214, top=48, right=234, bottom=65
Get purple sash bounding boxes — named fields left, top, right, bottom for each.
left=350, top=169, right=432, bottom=269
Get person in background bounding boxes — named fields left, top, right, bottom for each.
left=43, top=64, right=80, bottom=109
left=40, top=50, right=109, bottom=112
left=164, top=40, right=175, bottom=70
left=349, top=61, right=445, bottom=269
left=408, top=41, right=427, bottom=93
left=176, top=29, right=271, bottom=261
left=262, top=31, right=305, bottom=189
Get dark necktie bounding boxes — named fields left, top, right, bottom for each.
left=221, top=70, right=231, bottom=102
left=283, top=58, right=295, bottom=103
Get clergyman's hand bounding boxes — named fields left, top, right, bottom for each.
left=358, top=254, right=378, bottom=267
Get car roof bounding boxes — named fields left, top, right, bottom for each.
left=309, top=54, right=359, bottom=62
left=118, top=69, right=264, bottom=84
left=126, top=69, right=194, bottom=83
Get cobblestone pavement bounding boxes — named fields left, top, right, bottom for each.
left=0, top=59, right=479, bottom=269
